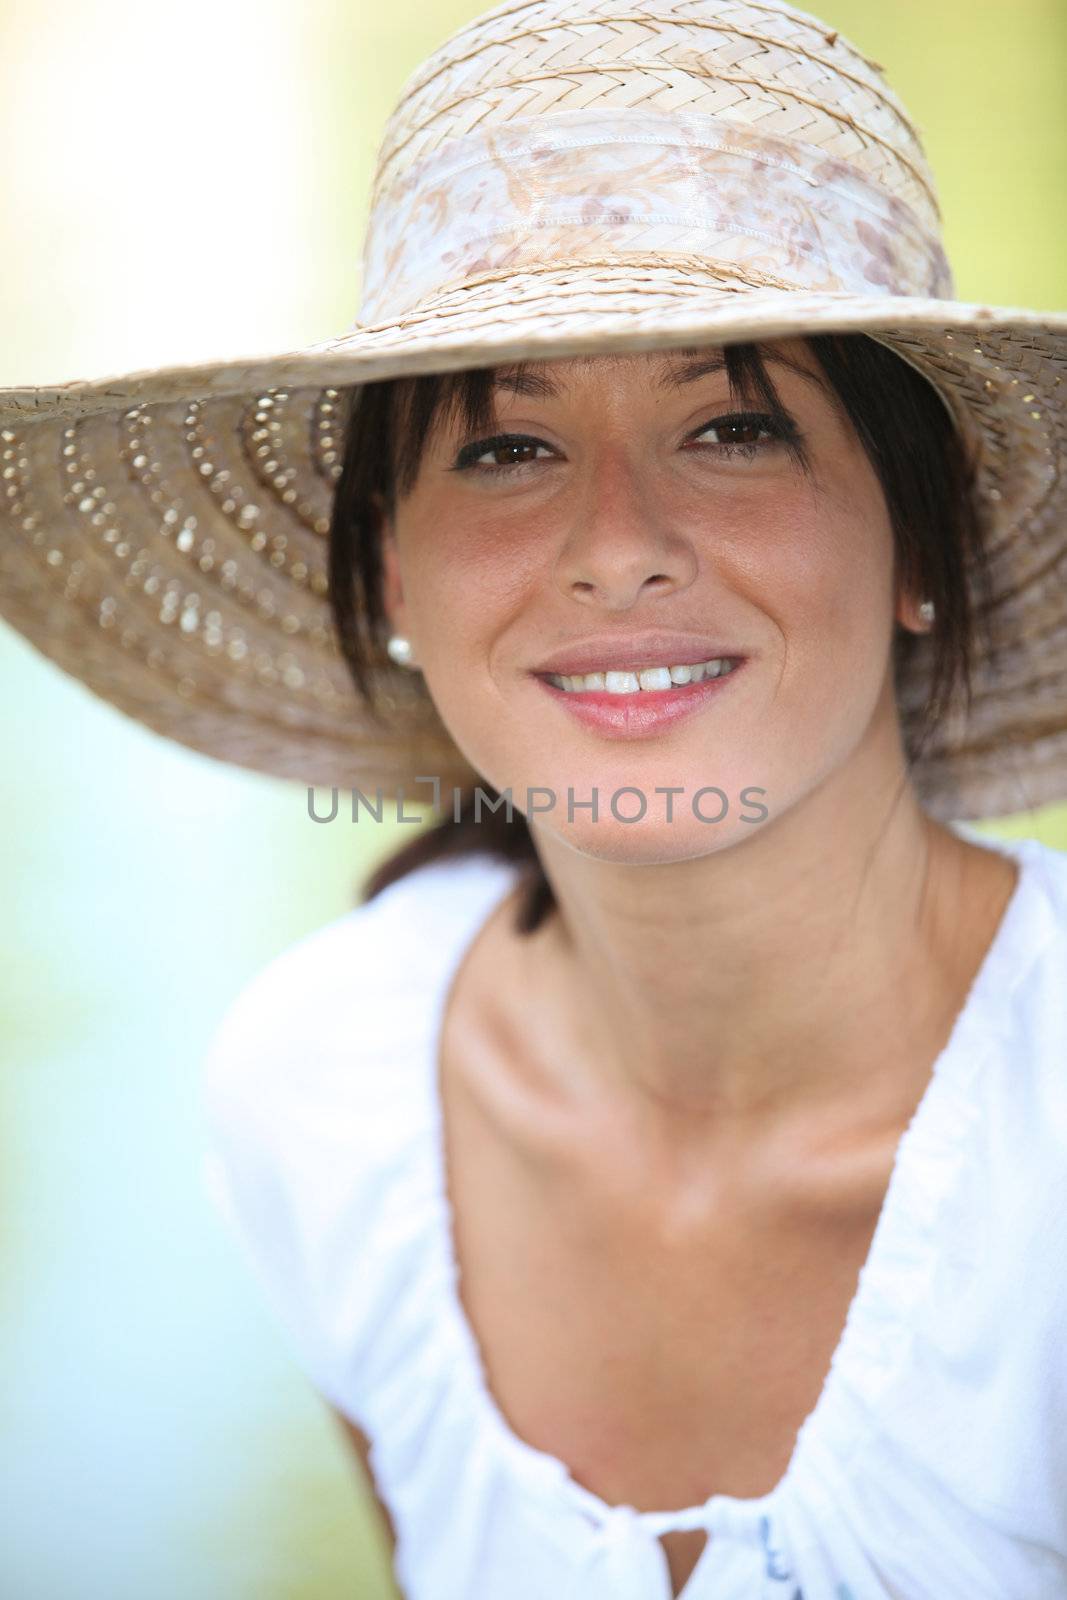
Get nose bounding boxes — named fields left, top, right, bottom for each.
left=551, top=443, right=697, bottom=610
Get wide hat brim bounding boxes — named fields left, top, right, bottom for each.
left=3, top=273, right=1067, bottom=820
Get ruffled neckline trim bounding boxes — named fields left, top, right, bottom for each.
left=378, top=828, right=1059, bottom=1550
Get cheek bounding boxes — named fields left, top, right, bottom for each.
left=753, top=498, right=896, bottom=667
left=411, top=526, right=538, bottom=658
left=401, top=548, right=518, bottom=743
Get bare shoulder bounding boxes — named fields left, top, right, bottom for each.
left=439, top=875, right=584, bottom=1154
left=927, top=823, right=1023, bottom=970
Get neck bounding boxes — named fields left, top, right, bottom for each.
left=527, top=785, right=1015, bottom=1150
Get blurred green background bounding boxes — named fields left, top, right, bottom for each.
left=1, top=2, right=1065, bottom=1597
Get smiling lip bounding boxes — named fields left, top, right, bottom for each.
left=533, top=657, right=746, bottom=739
left=530, top=634, right=748, bottom=676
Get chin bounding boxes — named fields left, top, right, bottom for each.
left=531, top=812, right=762, bottom=866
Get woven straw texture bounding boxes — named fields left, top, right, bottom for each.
left=2, top=0, right=1066, bottom=820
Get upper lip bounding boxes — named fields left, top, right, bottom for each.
left=531, top=634, right=748, bottom=676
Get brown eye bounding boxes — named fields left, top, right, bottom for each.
left=484, top=440, right=544, bottom=468
left=690, top=412, right=782, bottom=454
left=706, top=419, right=768, bottom=447
left=451, top=433, right=556, bottom=476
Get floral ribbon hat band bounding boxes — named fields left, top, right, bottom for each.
left=2, top=0, right=1066, bottom=819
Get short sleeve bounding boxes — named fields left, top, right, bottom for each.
left=199, top=944, right=357, bottom=1413
left=196, top=852, right=528, bottom=1437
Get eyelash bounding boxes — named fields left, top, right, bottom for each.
left=450, top=410, right=798, bottom=478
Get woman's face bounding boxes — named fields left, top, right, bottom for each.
left=379, top=337, right=926, bottom=862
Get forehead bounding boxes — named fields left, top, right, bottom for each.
left=490, top=339, right=821, bottom=399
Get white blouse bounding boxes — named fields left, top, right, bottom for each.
left=199, top=822, right=1067, bottom=1600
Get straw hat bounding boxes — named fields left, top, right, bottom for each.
left=2, top=0, right=1066, bottom=820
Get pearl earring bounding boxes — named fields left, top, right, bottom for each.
left=386, top=633, right=417, bottom=668
left=918, top=599, right=935, bottom=625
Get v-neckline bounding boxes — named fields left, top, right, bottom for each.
left=416, top=829, right=1043, bottom=1597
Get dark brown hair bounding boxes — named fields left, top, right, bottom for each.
left=327, top=336, right=995, bottom=933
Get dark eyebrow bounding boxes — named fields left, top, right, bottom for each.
left=490, top=348, right=827, bottom=398
left=658, top=352, right=733, bottom=390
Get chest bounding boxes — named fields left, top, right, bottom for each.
left=445, top=1092, right=889, bottom=1506
left=439, top=995, right=896, bottom=1598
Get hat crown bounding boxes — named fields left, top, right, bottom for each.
left=355, top=0, right=953, bottom=326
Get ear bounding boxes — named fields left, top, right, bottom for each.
left=894, top=583, right=933, bottom=635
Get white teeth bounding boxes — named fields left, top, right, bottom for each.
left=605, top=670, right=639, bottom=693
left=550, top=657, right=736, bottom=693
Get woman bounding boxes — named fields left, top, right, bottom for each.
left=2, top=2, right=1066, bottom=1597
